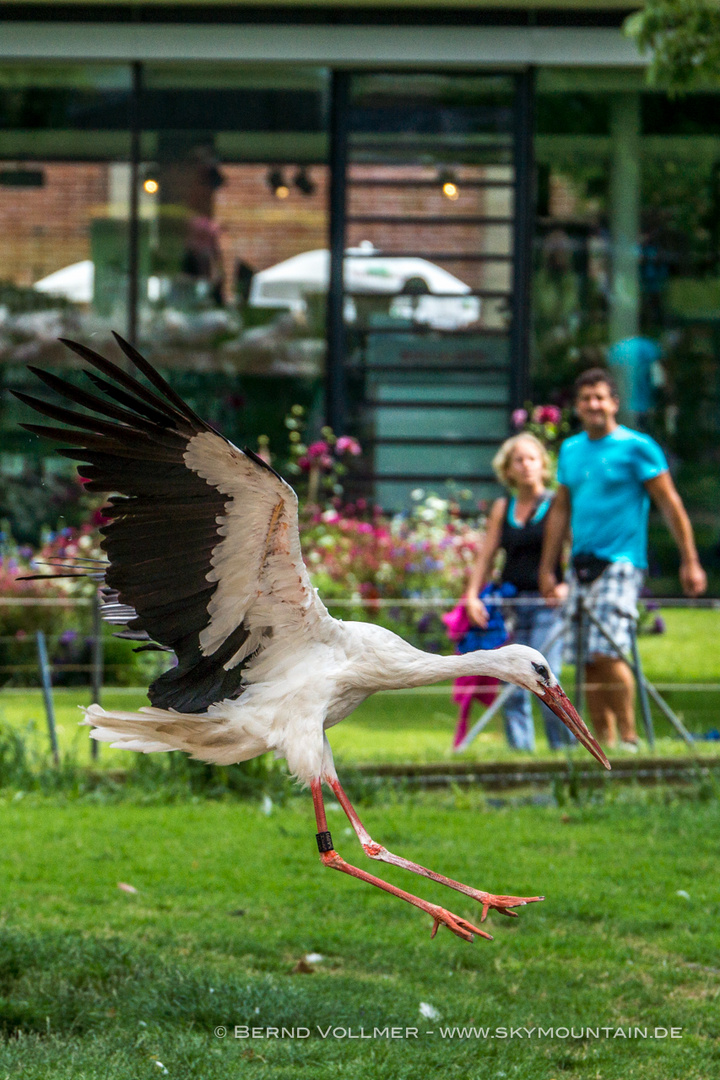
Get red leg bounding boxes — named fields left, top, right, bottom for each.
left=310, top=779, right=491, bottom=943
left=326, top=775, right=543, bottom=923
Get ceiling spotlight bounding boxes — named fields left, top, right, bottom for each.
left=143, top=178, right=159, bottom=195
left=293, top=166, right=316, bottom=197
left=267, top=168, right=290, bottom=199
left=438, top=168, right=460, bottom=201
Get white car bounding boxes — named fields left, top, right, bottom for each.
left=248, top=244, right=481, bottom=330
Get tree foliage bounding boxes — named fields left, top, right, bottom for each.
left=625, top=0, right=720, bottom=91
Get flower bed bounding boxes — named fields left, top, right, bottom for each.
left=0, top=490, right=487, bottom=684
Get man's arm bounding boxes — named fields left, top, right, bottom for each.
left=539, top=484, right=571, bottom=599
left=645, top=472, right=707, bottom=597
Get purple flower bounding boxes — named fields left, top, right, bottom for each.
left=60, top=630, right=79, bottom=645
left=651, top=616, right=666, bottom=635
left=511, top=408, right=528, bottom=428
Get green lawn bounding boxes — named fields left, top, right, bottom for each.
left=2, top=610, right=719, bottom=768
left=0, top=791, right=718, bottom=1078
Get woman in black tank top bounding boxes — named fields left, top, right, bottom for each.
left=464, top=434, right=573, bottom=753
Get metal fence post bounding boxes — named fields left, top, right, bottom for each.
left=35, top=630, right=59, bottom=767
left=90, top=592, right=104, bottom=759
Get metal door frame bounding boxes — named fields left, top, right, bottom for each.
left=325, top=66, right=536, bottom=434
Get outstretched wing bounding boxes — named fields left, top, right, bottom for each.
left=14, top=333, right=327, bottom=712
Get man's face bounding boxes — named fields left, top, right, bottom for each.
left=575, top=381, right=619, bottom=435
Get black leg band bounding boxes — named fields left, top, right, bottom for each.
left=316, top=830, right=334, bottom=853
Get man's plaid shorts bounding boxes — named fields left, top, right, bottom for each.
left=563, top=560, right=644, bottom=663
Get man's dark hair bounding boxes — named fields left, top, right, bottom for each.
left=573, top=367, right=619, bottom=401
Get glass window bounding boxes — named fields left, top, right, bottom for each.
left=0, top=62, right=133, bottom=541
left=0, top=61, right=330, bottom=543
left=534, top=68, right=720, bottom=591
left=343, top=72, right=519, bottom=511
left=137, top=63, right=330, bottom=452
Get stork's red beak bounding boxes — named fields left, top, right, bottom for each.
left=539, top=685, right=611, bottom=770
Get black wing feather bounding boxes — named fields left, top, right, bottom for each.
left=83, top=370, right=177, bottom=426
left=111, top=332, right=213, bottom=431
left=13, top=337, right=261, bottom=713
left=58, top=337, right=193, bottom=427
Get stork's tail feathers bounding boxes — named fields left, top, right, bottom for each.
left=82, top=704, right=264, bottom=765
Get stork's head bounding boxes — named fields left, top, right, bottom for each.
left=487, top=644, right=610, bottom=770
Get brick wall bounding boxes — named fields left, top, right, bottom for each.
left=0, top=163, right=108, bottom=287
left=0, top=160, right=513, bottom=298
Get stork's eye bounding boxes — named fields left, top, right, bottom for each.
left=532, top=662, right=550, bottom=681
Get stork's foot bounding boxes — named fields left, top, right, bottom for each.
left=476, top=892, right=544, bottom=923
left=319, top=849, right=492, bottom=944
left=428, top=903, right=493, bottom=944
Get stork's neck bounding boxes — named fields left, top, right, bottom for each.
left=380, top=643, right=516, bottom=691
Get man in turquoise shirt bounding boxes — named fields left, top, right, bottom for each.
left=539, top=368, right=706, bottom=750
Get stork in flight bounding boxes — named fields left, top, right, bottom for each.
left=16, top=335, right=610, bottom=944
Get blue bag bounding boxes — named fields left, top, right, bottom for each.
left=457, top=582, right=516, bottom=654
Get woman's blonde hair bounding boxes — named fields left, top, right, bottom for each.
left=492, top=432, right=552, bottom=490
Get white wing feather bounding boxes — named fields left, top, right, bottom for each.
left=183, top=432, right=328, bottom=667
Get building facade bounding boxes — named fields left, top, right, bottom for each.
left=1, top=2, right=718, bottom=527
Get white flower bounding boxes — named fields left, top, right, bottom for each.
left=305, top=952, right=324, bottom=964
left=261, top=795, right=273, bottom=816
left=676, top=889, right=690, bottom=900
left=419, top=1002, right=440, bottom=1020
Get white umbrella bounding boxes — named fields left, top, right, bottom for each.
left=248, top=245, right=481, bottom=329
left=34, top=260, right=94, bottom=304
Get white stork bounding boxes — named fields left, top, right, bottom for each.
left=16, top=334, right=609, bottom=944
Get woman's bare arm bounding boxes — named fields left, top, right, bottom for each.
left=465, top=498, right=506, bottom=627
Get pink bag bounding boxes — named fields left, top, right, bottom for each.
left=441, top=602, right=471, bottom=642
left=442, top=600, right=500, bottom=749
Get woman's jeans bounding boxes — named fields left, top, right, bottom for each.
left=503, top=594, right=575, bottom=752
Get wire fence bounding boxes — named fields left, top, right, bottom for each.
left=1, top=593, right=719, bottom=686
left=1, top=593, right=719, bottom=769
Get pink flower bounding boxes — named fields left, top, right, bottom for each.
left=307, top=440, right=330, bottom=460
left=335, top=435, right=361, bottom=456
left=511, top=408, right=527, bottom=428
left=537, top=404, right=562, bottom=424
left=298, top=455, right=311, bottom=472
